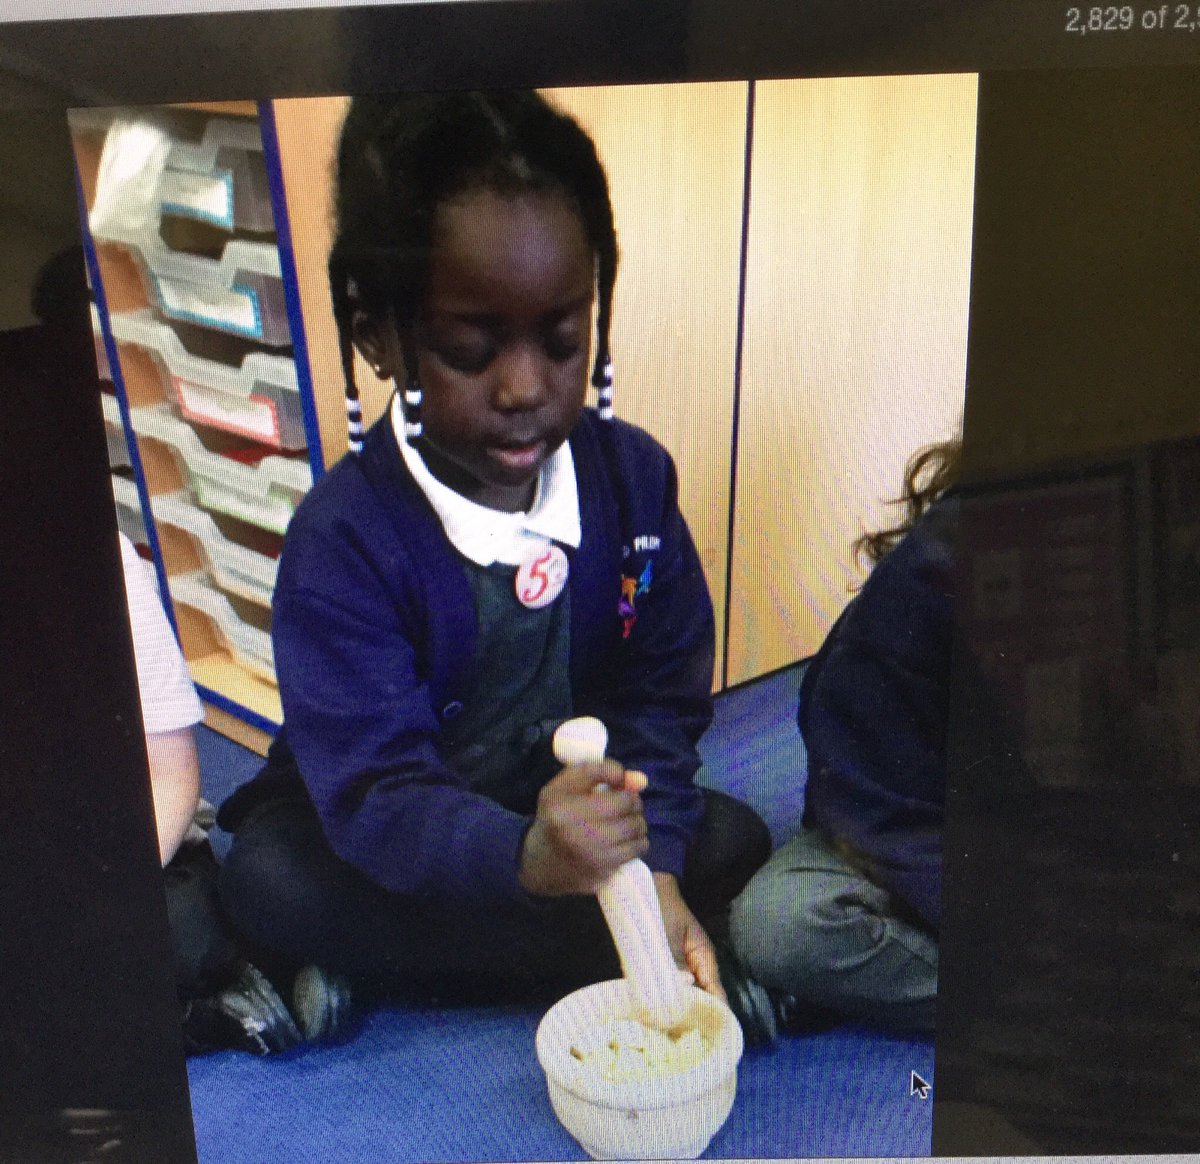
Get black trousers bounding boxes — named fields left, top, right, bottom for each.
left=164, top=840, right=242, bottom=1000
left=219, top=790, right=771, bottom=1003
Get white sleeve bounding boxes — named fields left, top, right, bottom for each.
left=118, top=533, right=204, bottom=734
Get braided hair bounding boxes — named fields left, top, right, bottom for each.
left=328, top=90, right=619, bottom=454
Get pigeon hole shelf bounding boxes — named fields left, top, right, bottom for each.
left=76, top=102, right=319, bottom=750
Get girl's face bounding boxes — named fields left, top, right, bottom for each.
left=371, top=188, right=595, bottom=513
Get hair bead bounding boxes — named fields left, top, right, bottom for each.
left=346, top=393, right=364, bottom=455
left=595, top=357, right=615, bottom=421
left=403, top=378, right=424, bottom=443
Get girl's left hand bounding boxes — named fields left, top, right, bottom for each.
left=652, top=872, right=726, bottom=1002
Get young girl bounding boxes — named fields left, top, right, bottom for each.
left=218, top=91, right=770, bottom=1013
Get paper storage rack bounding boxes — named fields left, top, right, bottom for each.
left=72, top=106, right=273, bottom=232
left=98, top=397, right=297, bottom=730
left=170, top=573, right=275, bottom=683
left=145, top=474, right=284, bottom=728
left=93, top=235, right=291, bottom=346
left=77, top=108, right=290, bottom=345
left=76, top=102, right=322, bottom=751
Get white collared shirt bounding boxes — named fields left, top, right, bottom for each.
left=391, top=393, right=581, bottom=567
left=118, top=533, right=204, bottom=734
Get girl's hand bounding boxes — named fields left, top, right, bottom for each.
left=519, top=761, right=648, bottom=896
left=653, top=872, right=726, bottom=1002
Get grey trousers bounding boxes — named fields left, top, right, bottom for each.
left=730, top=827, right=938, bottom=1032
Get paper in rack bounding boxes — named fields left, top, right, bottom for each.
left=110, top=308, right=305, bottom=450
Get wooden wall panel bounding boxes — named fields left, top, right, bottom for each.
left=726, top=74, right=977, bottom=685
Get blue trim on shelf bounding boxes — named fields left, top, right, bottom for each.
left=75, top=165, right=185, bottom=648
left=196, top=682, right=280, bottom=736
left=258, top=98, right=326, bottom=483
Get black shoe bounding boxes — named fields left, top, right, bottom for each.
left=714, top=943, right=841, bottom=1047
left=291, top=964, right=353, bottom=1042
left=714, top=941, right=778, bottom=1046
left=182, top=962, right=303, bottom=1056
left=772, top=991, right=842, bottom=1037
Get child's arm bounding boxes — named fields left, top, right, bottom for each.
left=280, top=574, right=650, bottom=905
left=273, top=493, right=653, bottom=908
left=652, top=872, right=723, bottom=998
left=578, top=431, right=721, bottom=991
left=145, top=727, right=201, bottom=865
left=118, top=534, right=203, bottom=867
left=276, top=576, right=537, bottom=906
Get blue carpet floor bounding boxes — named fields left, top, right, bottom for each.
left=188, top=668, right=934, bottom=1160
left=188, top=1006, right=932, bottom=1161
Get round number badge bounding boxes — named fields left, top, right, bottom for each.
left=515, top=543, right=569, bottom=609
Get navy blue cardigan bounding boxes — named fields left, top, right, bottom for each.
left=222, top=410, right=715, bottom=909
left=799, top=500, right=958, bottom=932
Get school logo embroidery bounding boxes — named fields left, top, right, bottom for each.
left=618, top=558, right=654, bottom=639
left=622, top=535, right=662, bottom=559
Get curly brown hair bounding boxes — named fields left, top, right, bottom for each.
left=854, top=436, right=962, bottom=568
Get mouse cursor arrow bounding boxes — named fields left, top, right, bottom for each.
left=910, top=1071, right=931, bottom=1099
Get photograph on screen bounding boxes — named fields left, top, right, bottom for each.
left=0, top=0, right=1196, bottom=1151
left=67, top=74, right=976, bottom=1160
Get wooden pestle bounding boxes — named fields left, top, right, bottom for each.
left=552, top=717, right=692, bottom=1032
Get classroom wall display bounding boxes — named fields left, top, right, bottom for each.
left=76, top=78, right=974, bottom=750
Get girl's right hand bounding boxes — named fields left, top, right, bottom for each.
left=518, top=761, right=649, bottom=896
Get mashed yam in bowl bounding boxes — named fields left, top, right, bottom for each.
left=570, top=1016, right=710, bottom=1083
left=535, top=978, right=743, bottom=1160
